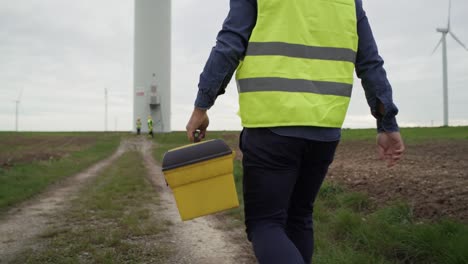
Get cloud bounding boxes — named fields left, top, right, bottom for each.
left=0, top=0, right=133, bottom=131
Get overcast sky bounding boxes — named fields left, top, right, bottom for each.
left=1, top=0, right=467, bottom=131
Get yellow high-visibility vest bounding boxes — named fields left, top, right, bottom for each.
left=236, top=0, right=358, bottom=128
left=148, top=119, right=153, bottom=130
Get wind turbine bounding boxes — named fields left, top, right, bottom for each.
left=14, top=88, right=23, bottom=132
left=432, top=0, right=468, bottom=127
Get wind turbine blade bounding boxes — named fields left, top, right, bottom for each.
left=431, top=37, right=443, bottom=55
left=449, top=32, right=468, bottom=51
left=17, top=88, right=24, bottom=101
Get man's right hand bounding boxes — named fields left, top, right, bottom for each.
left=185, top=108, right=209, bottom=142
left=376, top=132, right=405, bottom=167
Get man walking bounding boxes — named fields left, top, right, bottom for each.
left=186, top=0, right=405, bottom=263
left=147, top=116, right=154, bottom=138
left=136, top=118, right=142, bottom=135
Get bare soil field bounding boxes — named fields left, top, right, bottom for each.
left=0, top=134, right=97, bottom=168
left=329, top=140, right=468, bottom=222
left=223, top=133, right=468, bottom=223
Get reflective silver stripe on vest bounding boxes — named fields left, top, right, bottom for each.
left=238, top=78, right=352, bottom=97
left=246, top=42, right=356, bottom=63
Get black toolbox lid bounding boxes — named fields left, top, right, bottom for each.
left=162, top=139, right=233, bottom=171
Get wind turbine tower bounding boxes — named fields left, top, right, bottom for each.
left=433, top=0, right=468, bottom=126
left=133, top=0, right=171, bottom=133
left=15, top=88, right=23, bottom=132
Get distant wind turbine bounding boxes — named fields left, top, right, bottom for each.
left=432, top=0, right=468, bottom=127
left=14, top=88, right=24, bottom=132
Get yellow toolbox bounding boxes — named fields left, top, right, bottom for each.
left=162, top=139, right=239, bottom=221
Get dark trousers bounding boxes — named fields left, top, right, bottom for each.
left=137, top=128, right=141, bottom=135
left=240, top=128, right=338, bottom=264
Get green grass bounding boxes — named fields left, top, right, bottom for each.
left=12, top=151, right=174, bottom=264
left=0, top=133, right=122, bottom=211
left=341, top=126, right=468, bottom=142
left=313, top=182, right=468, bottom=264
left=224, top=160, right=245, bottom=223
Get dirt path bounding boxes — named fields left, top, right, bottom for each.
left=0, top=138, right=254, bottom=263
left=138, top=138, right=256, bottom=264
left=0, top=141, right=127, bottom=263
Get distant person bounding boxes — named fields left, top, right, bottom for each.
left=136, top=118, right=142, bottom=135
left=147, top=116, right=154, bottom=138
left=186, top=0, right=405, bottom=263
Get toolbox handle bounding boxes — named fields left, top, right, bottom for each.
left=193, top=130, right=201, bottom=143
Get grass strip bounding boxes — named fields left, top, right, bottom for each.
left=313, top=182, right=468, bottom=264
left=12, top=151, right=174, bottom=263
left=341, top=126, right=468, bottom=142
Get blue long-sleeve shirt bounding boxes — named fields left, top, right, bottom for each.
left=195, top=0, right=399, bottom=140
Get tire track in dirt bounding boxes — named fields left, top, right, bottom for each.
left=139, top=138, right=256, bottom=264
left=0, top=141, right=127, bottom=263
